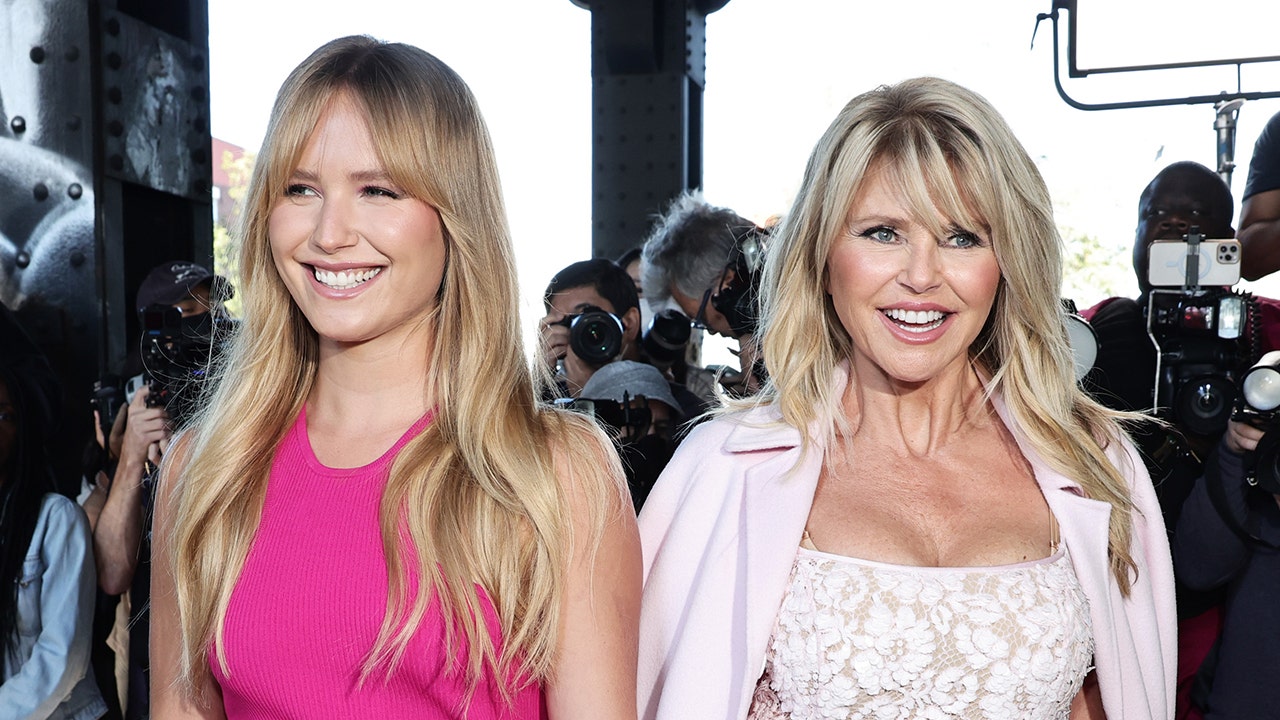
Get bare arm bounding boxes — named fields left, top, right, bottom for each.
left=543, top=425, right=642, bottom=720
left=94, top=388, right=169, bottom=595
left=149, top=435, right=226, bottom=719
left=1239, top=188, right=1280, bottom=280
left=1069, top=670, right=1105, bottom=719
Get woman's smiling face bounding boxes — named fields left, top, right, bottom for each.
left=268, top=91, right=447, bottom=351
left=826, top=165, right=1001, bottom=386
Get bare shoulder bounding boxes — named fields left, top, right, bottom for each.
left=544, top=409, right=631, bottom=518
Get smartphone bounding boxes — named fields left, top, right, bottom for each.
left=1147, top=239, right=1241, bottom=288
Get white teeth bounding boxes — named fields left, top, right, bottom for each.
left=313, top=267, right=381, bottom=290
left=883, top=308, right=946, bottom=332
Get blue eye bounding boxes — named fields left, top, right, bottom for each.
left=284, top=184, right=316, bottom=197
left=364, top=186, right=401, bottom=200
left=949, top=232, right=980, bottom=248
left=859, top=226, right=898, bottom=243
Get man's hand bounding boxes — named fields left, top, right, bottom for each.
left=539, top=315, right=570, bottom=372
left=121, top=386, right=170, bottom=467
left=1225, top=418, right=1267, bottom=454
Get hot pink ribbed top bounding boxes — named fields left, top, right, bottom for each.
left=211, top=408, right=545, bottom=719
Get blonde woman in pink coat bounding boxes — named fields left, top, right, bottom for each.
left=637, top=77, right=1176, bottom=720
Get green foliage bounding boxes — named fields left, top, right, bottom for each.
left=212, top=223, right=242, bottom=318
left=212, top=149, right=255, bottom=318
left=1061, top=227, right=1132, bottom=309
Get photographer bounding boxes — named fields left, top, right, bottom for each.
left=540, top=258, right=707, bottom=418
left=540, top=259, right=643, bottom=398
left=577, top=360, right=684, bottom=511
left=93, top=260, right=230, bottom=720
left=1082, top=162, right=1280, bottom=719
left=1173, top=413, right=1280, bottom=718
left=639, top=191, right=767, bottom=396
left=1084, top=162, right=1280, bottom=477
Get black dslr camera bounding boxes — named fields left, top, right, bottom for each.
left=555, top=392, right=653, bottom=441
left=705, top=225, right=768, bottom=339
left=136, top=303, right=236, bottom=426
left=90, top=374, right=125, bottom=440
left=641, top=308, right=692, bottom=368
left=1147, top=229, right=1254, bottom=436
left=550, top=305, right=624, bottom=366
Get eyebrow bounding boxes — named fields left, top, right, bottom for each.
left=287, top=168, right=396, bottom=184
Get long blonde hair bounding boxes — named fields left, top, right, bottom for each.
left=167, top=35, right=618, bottom=697
left=755, top=77, right=1140, bottom=593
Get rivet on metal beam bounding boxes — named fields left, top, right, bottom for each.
left=107, top=120, right=123, bottom=137
left=107, top=87, right=122, bottom=104
left=33, top=183, right=49, bottom=201
left=106, top=52, right=122, bottom=70
left=29, top=46, right=45, bottom=64
left=10, top=117, right=25, bottom=134
left=105, top=18, right=120, bottom=36
left=67, top=184, right=83, bottom=200
left=65, top=46, right=80, bottom=62
left=15, top=252, right=30, bottom=269
left=70, top=251, right=86, bottom=268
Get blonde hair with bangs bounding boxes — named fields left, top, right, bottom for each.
left=166, top=35, right=620, bottom=698
left=754, top=76, right=1140, bottom=594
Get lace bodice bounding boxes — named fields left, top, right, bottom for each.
left=747, top=546, right=1094, bottom=720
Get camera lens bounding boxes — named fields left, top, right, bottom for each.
left=1175, top=374, right=1237, bottom=435
left=643, top=309, right=692, bottom=364
left=570, top=310, right=623, bottom=366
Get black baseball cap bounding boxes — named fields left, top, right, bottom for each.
left=135, top=261, right=217, bottom=314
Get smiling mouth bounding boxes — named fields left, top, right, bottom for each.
left=882, top=308, right=947, bottom=333
left=312, top=266, right=382, bottom=290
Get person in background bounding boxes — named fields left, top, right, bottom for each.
left=540, top=258, right=644, bottom=398
left=540, top=258, right=707, bottom=422
left=150, top=35, right=639, bottom=718
left=1079, top=161, right=1280, bottom=719
left=640, top=192, right=766, bottom=396
left=1173, top=400, right=1280, bottom=718
left=93, top=260, right=230, bottom=720
left=0, top=303, right=106, bottom=719
left=579, top=360, right=685, bottom=510
left=638, top=77, right=1175, bottom=719
left=1238, top=109, right=1280, bottom=281
left=615, top=247, right=650, bottom=330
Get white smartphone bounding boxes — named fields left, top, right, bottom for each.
left=1147, top=239, right=1241, bottom=288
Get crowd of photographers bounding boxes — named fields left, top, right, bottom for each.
left=4, top=108, right=1280, bottom=716
left=537, top=193, right=768, bottom=510
left=1077, top=134, right=1280, bottom=717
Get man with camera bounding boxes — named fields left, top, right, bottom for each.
left=539, top=258, right=699, bottom=508
left=639, top=191, right=767, bottom=396
left=93, top=260, right=230, bottom=720
left=540, top=258, right=644, bottom=398
left=1082, top=161, right=1280, bottom=719
left=1173, top=372, right=1280, bottom=719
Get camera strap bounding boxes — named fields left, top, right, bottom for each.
left=1204, top=446, right=1280, bottom=550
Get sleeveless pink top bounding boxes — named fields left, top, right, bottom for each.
left=211, top=409, right=545, bottom=719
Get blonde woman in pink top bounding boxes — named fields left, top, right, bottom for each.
left=149, top=36, right=640, bottom=719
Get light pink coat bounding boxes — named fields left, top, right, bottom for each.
left=637, top=370, right=1176, bottom=720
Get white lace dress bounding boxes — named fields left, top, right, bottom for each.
left=746, top=545, right=1094, bottom=720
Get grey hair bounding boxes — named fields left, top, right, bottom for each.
left=640, top=191, right=755, bottom=306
